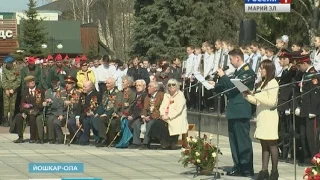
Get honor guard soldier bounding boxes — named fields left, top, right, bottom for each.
left=95, top=77, right=119, bottom=147
left=10, top=75, right=45, bottom=143
left=2, top=56, right=21, bottom=127
left=36, top=75, right=65, bottom=144
left=294, top=55, right=320, bottom=166
left=277, top=50, right=298, bottom=161
left=59, top=76, right=81, bottom=144
left=40, top=58, right=51, bottom=90
left=20, top=57, right=42, bottom=90
left=48, top=54, right=68, bottom=88
left=70, top=81, right=100, bottom=145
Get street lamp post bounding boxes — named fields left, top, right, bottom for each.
left=41, top=37, right=63, bottom=54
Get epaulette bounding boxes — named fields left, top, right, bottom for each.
left=244, top=65, right=249, bottom=71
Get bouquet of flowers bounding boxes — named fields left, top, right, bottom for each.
left=303, top=154, right=320, bottom=180
left=179, top=134, right=221, bottom=173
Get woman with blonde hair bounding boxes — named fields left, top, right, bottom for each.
left=148, top=79, right=188, bottom=149
left=243, top=60, right=279, bottom=180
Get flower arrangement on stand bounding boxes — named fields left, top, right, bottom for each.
left=304, top=154, right=320, bottom=180
left=179, top=134, right=222, bottom=175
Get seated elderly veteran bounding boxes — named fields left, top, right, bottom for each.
left=108, top=75, right=136, bottom=146
left=70, top=81, right=100, bottom=145
left=36, top=75, right=66, bottom=144
left=149, top=79, right=188, bottom=149
left=54, top=76, right=81, bottom=144
left=131, top=81, right=164, bottom=149
left=127, top=79, right=148, bottom=129
left=10, top=75, right=45, bottom=143
left=95, top=77, right=119, bottom=147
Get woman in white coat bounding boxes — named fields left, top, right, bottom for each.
left=148, top=79, right=188, bottom=149
left=243, top=60, right=279, bottom=180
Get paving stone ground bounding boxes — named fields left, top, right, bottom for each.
left=0, top=128, right=305, bottom=180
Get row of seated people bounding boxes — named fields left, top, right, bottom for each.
left=9, top=74, right=188, bottom=150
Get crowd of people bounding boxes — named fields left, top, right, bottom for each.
left=1, top=33, right=320, bottom=180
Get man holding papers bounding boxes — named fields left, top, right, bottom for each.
left=209, top=49, right=255, bottom=177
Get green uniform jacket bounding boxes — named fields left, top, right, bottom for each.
left=214, top=63, right=255, bottom=120
left=48, top=67, right=69, bottom=88
left=61, top=88, right=81, bottom=120
left=114, top=89, right=136, bottom=117
left=20, top=66, right=42, bottom=89
left=2, top=66, right=21, bottom=92
left=40, top=67, right=51, bottom=90
left=44, top=87, right=65, bottom=117
left=97, top=88, right=119, bottom=116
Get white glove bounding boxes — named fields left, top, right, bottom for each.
left=309, top=114, right=316, bottom=118
left=295, top=108, right=300, bottom=116
left=285, top=109, right=290, bottom=115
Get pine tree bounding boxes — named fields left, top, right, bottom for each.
left=18, top=0, right=48, bottom=57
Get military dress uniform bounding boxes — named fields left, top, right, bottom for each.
left=2, top=56, right=21, bottom=126
left=213, top=62, right=255, bottom=176
left=95, top=87, right=119, bottom=146
left=60, top=76, right=81, bottom=143
left=70, top=90, right=100, bottom=145
left=48, top=54, right=68, bottom=88
left=294, top=55, right=320, bottom=165
left=36, top=82, right=65, bottom=144
left=277, top=51, right=298, bottom=161
left=10, top=75, right=45, bottom=143
left=20, top=57, right=42, bottom=90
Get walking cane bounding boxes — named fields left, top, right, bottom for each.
left=64, top=105, right=70, bottom=145
left=41, top=106, right=47, bottom=141
left=68, top=124, right=82, bottom=146
left=108, top=131, right=121, bottom=148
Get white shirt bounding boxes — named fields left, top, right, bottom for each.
left=313, top=49, right=320, bottom=71
left=94, top=64, right=117, bottom=91
left=204, top=52, right=215, bottom=77
left=116, top=69, right=126, bottom=91
left=29, top=87, right=36, bottom=96
left=185, top=53, right=195, bottom=77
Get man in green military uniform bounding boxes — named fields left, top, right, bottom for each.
left=40, top=58, right=50, bottom=90
left=210, top=49, right=255, bottom=177
left=68, top=56, right=80, bottom=78
left=36, top=75, right=65, bottom=144
left=48, top=54, right=68, bottom=88
left=20, top=57, right=42, bottom=90
left=54, top=76, right=81, bottom=144
left=2, top=56, right=21, bottom=127
left=95, top=77, right=119, bottom=147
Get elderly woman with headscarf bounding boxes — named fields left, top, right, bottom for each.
left=148, top=78, right=188, bottom=149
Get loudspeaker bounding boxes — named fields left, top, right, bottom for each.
left=239, top=19, right=257, bottom=46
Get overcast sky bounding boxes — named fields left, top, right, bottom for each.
left=0, top=0, right=47, bottom=12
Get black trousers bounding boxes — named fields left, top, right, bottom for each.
left=228, top=118, right=254, bottom=173
left=299, top=117, right=319, bottom=159
left=98, top=116, right=120, bottom=144
left=14, top=113, right=38, bottom=140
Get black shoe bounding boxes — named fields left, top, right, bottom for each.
left=36, top=139, right=44, bottom=144
left=13, top=138, right=24, bottom=143
left=55, top=139, right=63, bottom=144
left=226, top=170, right=241, bottom=176
left=95, top=140, right=107, bottom=147
left=241, top=170, right=254, bottom=177
left=256, top=170, right=269, bottom=180
left=48, top=140, right=55, bottom=144
left=129, top=144, right=141, bottom=149
left=29, top=140, right=36, bottom=143
left=139, top=145, right=150, bottom=150
left=79, top=141, right=89, bottom=146
left=269, top=169, right=279, bottom=180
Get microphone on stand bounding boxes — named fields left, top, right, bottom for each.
left=205, top=66, right=229, bottom=80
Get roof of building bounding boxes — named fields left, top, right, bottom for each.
left=35, top=0, right=71, bottom=12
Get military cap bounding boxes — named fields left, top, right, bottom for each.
left=64, top=54, right=69, bottom=60
left=51, top=75, right=59, bottom=82
left=278, top=49, right=291, bottom=58
left=4, top=55, right=15, bottom=63
left=24, top=75, right=35, bottom=82
left=28, top=57, right=36, bottom=64
left=75, top=56, right=81, bottom=64
left=293, top=54, right=311, bottom=64
left=81, top=54, right=87, bottom=61
left=55, top=54, right=63, bottom=61
left=47, top=54, right=53, bottom=60
left=65, top=75, right=77, bottom=83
